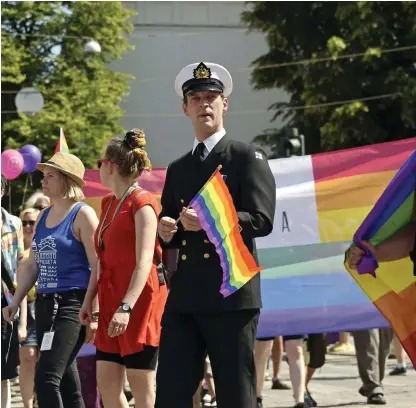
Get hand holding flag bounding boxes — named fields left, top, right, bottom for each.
left=347, top=241, right=377, bottom=270
left=344, top=150, right=416, bottom=368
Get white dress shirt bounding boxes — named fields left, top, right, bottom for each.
left=192, top=129, right=226, bottom=160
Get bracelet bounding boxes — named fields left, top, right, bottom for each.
left=91, top=311, right=99, bottom=322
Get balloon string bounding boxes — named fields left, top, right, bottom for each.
left=8, top=183, right=12, bottom=214
left=21, top=175, right=29, bottom=210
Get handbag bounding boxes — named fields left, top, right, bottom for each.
left=153, top=249, right=169, bottom=287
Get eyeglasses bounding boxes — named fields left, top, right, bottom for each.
left=22, top=220, right=36, bottom=227
left=97, top=159, right=118, bottom=169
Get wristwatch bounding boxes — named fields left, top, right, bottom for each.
left=119, top=302, right=132, bottom=314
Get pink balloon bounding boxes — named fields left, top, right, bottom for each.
left=1, top=149, right=24, bottom=180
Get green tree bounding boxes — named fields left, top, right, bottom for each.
left=1, top=1, right=135, bottom=212
left=241, top=1, right=416, bottom=154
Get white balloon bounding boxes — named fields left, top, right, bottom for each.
left=15, top=88, right=44, bottom=114
left=84, top=39, right=101, bottom=53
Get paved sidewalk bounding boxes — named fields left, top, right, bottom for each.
left=262, top=354, right=414, bottom=408
left=10, top=354, right=414, bottom=407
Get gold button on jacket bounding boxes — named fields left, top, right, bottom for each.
left=204, top=253, right=210, bottom=259
left=181, top=254, right=187, bottom=260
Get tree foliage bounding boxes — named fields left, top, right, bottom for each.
left=1, top=1, right=135, bottom=212
left=241, top=1, right=416, bottom=154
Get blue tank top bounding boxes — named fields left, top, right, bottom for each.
left=33, top=203, right=91, bottom=294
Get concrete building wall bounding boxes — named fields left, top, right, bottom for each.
left=110, top=1, right=289, bottom=167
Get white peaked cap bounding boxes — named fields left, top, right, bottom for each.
left=174, top=62, right=233, bottom=98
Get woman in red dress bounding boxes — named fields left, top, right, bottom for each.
left=80, top=129, right=167, bottom=408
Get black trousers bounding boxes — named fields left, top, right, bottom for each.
left=307, top=333, right=326, bottom=369
left=1, top=296, right=19, bottom=380
left=155, top=309, right=259, bottom=408
left=35, top=290, right=86, bottom=408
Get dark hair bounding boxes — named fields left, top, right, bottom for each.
left=105, top=129, right=152, bottom=178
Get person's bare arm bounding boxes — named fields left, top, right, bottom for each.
left=75, top=206, right=99, bottom=312
left=12, top=253, right=38, bottom=307
left=18, top=296, right=28, bottom=338
left=348, top=205, right=415, bottom=269
left=122, top=204, right=158, bottom=307
left=373, top=221, right=416, bottom=262
left=16, top=250, right=29, bottom=334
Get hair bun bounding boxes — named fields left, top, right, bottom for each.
left=124, top=128, right=146, bottom=150
left=133, top=148, right=152, bottom=171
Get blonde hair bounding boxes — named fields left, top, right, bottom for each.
left=25, top=191, right=49, bottom=209
left=60, top=174, right=85, bottom=201
left=20, top=208, right=40, bottom=220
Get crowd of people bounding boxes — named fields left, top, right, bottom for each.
left=254, top=331, right=410, bottom=408
left=1, top=61, right=415, bottom=408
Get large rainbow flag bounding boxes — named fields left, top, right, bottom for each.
left=189, top=166, right=263, bottom=297
left=82, top=138, right=415, bottom=337
left=345, top=151, right=416, bottom=366
left=254, top=138, right=415, bottom=337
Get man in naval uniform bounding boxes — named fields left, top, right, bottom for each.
left=156, top=62, right=276, bottom=408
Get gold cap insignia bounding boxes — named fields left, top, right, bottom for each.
left=193, top=62, right=211, bottom=79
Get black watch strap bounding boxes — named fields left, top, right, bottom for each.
left=119, top=302, right=132, bottom=314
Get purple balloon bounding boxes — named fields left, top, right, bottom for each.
left=20, top=144, right=42, bottom=173
left=1, top=149, right=24, bottom=180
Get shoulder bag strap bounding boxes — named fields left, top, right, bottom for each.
left=130, top=189, right=166, bottom=286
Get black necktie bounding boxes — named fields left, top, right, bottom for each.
left=194, top=142, right=205, bottom=162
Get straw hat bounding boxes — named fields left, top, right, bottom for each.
left=37, top=152, right=85, bottom=188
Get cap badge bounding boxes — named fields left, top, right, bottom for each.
left=193, top=62, right=211, bottom=79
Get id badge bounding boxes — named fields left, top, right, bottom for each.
left=40, top=332, right=55, bottom=351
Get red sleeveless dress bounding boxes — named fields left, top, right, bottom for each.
left=94, top=188, right=167, bottom=356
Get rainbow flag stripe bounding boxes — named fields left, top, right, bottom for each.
left=55, top=128, right=69, bottom=153
left=189, top=167, right=263, bottom=297
left=345, top=150, right=416, bottom=367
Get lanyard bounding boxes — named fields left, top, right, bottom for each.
left=98, top=185, right=140, bottom=251
left=4, top=321, right=14, bottom=363
left=50, top=293, right=60, bottom=332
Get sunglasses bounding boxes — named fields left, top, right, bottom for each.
left=22, top=220, right=36, bottom=227
left=34, top=205, right=47, bottom=211
left=97, top=159, right=118, bottom=169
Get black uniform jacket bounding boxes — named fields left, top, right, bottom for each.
left=160, top=135, right=276, bottom=312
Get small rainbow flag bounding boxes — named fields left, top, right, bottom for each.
left=55, top=128, right=69, bottom=153
left=189, top=166, right=263, bottom=297
left=345, top=150, right=416, bottom=367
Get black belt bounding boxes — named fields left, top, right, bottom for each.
left=38, top=289, right=86, bottom=300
